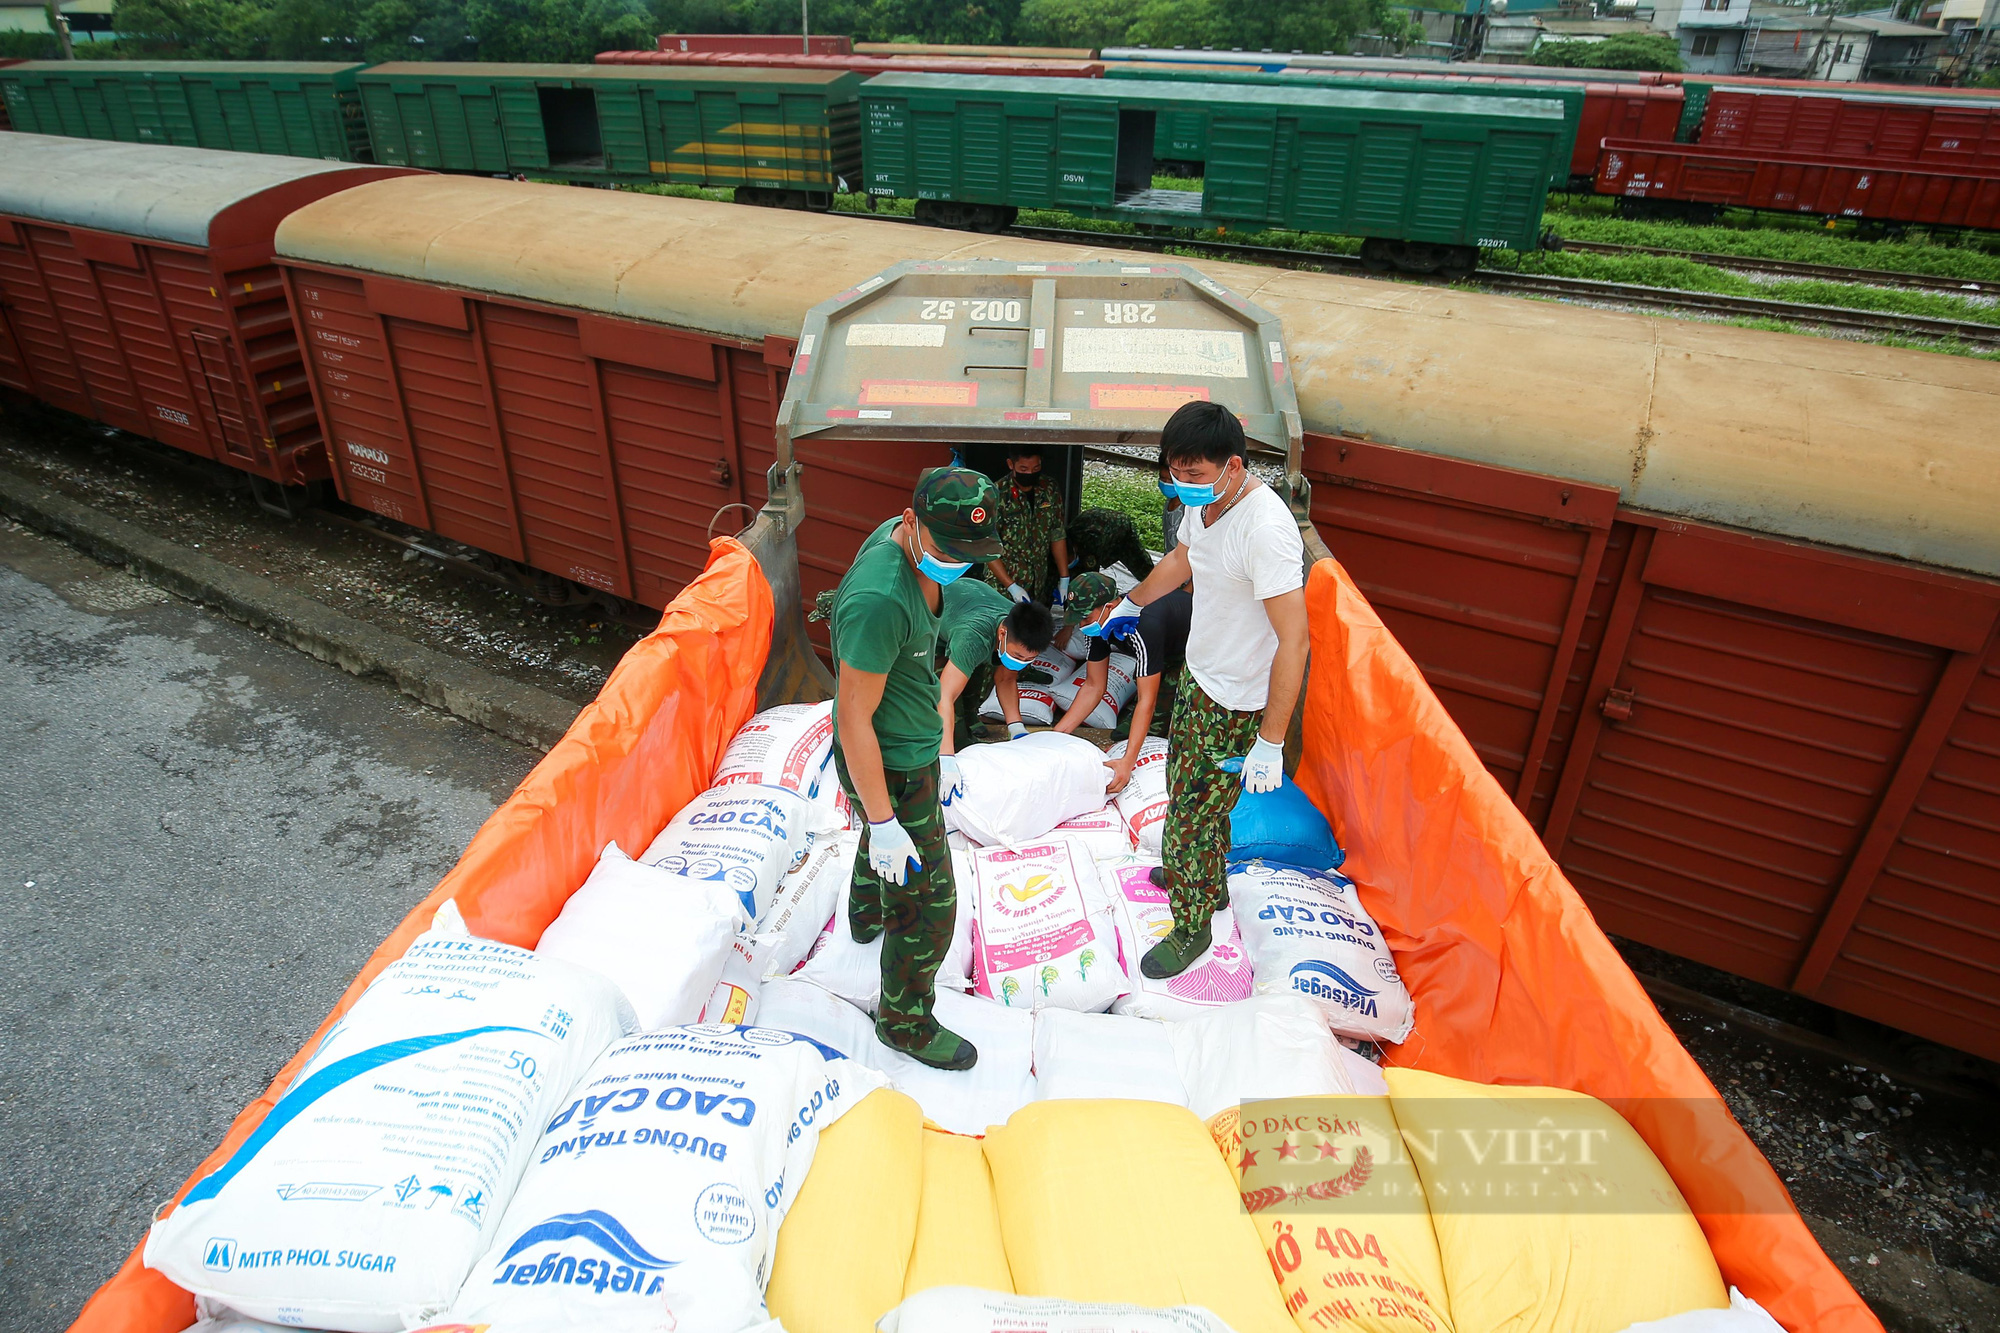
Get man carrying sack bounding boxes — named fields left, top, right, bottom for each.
left=830, top=466, right=1004, bottom=1070
left=1101, top=402, right=1309, bottom=979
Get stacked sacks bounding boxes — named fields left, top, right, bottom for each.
left=712, top=700, right=835, bottom=796
left=144, top=906, right=633, bottom=1331
left=447, top=1024, right=884, bottom=1332
left=944, top=732, right=1109, bottom=847
left=1049, top=651, right=1139, bottom=730
left=1100, top=858, right=1255, bottom=1022
left=1105, top=737, right=1170, bottom=856
left=641, top=782, right=823, bottom=923
left=979, top=646, right=1069, bottom=727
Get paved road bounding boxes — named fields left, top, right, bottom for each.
left=0, top=520, right=537, bottom=1333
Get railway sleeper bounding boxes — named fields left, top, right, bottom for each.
left=1359, top=237, right=1480, bottom=279
left=912, top=199, right=1019, bottom=233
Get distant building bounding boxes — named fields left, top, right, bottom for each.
left=1676, top=1, right=1947, bottom=80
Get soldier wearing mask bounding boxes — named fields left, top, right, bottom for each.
left=982, top=444, right=1070, bottom=609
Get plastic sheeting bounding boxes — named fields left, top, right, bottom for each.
left=70, top=549, right=1876, bottom=1333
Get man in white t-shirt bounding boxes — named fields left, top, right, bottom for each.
left=1100, top=401, right=1309, bottom=978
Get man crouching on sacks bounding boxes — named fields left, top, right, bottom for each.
left=1109, top=401, right=1309, bottom=980
left=829, top=465, right=1003, bottom=1071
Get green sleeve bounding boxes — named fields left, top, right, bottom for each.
left=835, top=590, right=907, bottom=675
left=947, top=618, right=993, bottom=676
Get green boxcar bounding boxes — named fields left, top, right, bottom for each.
left=1105, top=66, right=1583, bottom=191
left=860, top=73, right=1565, bottom=265
left=0, top=61, right=369, bottom=161
left=357, top=63, right=862, bottom=200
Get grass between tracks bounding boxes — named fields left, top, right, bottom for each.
left=1079, top=464, right=1166, bottom=550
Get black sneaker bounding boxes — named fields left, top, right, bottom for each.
left=1140, top=919, right=1213, bottom=980
left=877, top=1021, right=978, bottom=1071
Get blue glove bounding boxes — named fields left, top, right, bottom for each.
left=1053, top=577, right=1070, bottom=608
left=1103, top=596, right=1141, bottom=642
left=1007, top=721, right=1029, bottom=740
left=866, top=817, right=922, bottom=885
left=1007, top=582, right=1031, bottom=604
left=1242, top=735, right=1285, bottom=795
left=939, top=754, right=964, bottom=805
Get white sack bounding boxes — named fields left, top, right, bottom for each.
left=1614, top=1291, right=1787, bottom=1333
left=1337, top=1042, right=1389, bottom=1097
left=713, top=701, right=835, bottom=795
left=698, top=933, right=766, bottom=1026
left=968, top=839, right=1127, bottom=1013
left=792, top=848, right=974, bottom=1012
left=1031, top=1009, right=1187, bottom=1107
left=758, top=829, right=857, bottom=979
left=641, top=783, right=819, bottom=923
left=944, top=733, right=1109, bottom=846
left=536, top=842, right=745, bottom=1031
left=1098, top=860, right=1255, bottom=1021
left=1227, top=859, right=1415, bottom=1044
left=880, top=1288, right=1235, bottom=1333
left=757, top=979, right=1035, bottom=1137
left=448, top=1024, right=883, bottom=1333
left=1050, top=653, right=1138, bottom=730
left=145, top=913, right=632, bottom=1332
left=1055, top=625, right=1091, bottom=662
left=1051, top=804, right=1131, bottom=861
left=1106, top=737, right=1170, bottom=856
left=1167, top=994, right=1355, bottom=1122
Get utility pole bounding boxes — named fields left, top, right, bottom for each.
left=802, top=0, right=810, bottom=54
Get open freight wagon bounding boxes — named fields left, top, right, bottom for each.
left=73, top=261, right=1873, bottom=1333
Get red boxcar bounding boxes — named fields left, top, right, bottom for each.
left=1700, top=85, right=2000, bottom=177
left=0, top=135, right=410, bottom=487
left=655, top=32, right=852, bottom=55
left=274, top=175, right=951, bottom=621
left=595, top=49, right=1106, bottom=78
left=1596, top=138, right=2000, bottom=229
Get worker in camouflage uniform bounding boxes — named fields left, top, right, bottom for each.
left=1065, top=507, right=1155, bottom=583
left=1099, top=403, right=1309, bottom=980
left=829, top=466, right=1003, bottom=1070
left=1054, top=572, right=1191, bottom=781
left=936, top=583, right=1055, bottom=752
left=983, top=444, right=1070, bottom=608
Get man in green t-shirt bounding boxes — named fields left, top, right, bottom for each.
left=936, top=584, right=1055, bottom=765
left=830, top=466, right=1002, bottom=1071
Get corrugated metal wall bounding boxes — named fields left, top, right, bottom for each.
left=1306, top=429, right=2000, bottom=1062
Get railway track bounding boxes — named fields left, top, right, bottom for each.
left=1550, top=237, right=1997, bottom=296
left=984, top=221, right=2000, bottom=349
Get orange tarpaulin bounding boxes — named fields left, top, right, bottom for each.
left=69, top=549, right=1872, bottom=1333
left=1293, top=560, right=1876, bottom=1333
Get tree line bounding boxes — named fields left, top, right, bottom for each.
left=75, top=0, right=1416, bottom=63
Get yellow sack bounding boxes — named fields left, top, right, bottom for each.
left=983, top=1099, right=1294, bottom=1333
left=905, top=1127, right=1014, bottom=1297
left=1384, top=1067, right=1728, bottom=1333
left=768, top=1088, right=924, bottom=1333
left=1209, top=1101, right=1456, bottom=1333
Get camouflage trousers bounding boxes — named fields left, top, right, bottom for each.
left=832, top=748, right=958, bottom=1047
left=1161, top=677, right=1263, bottom=929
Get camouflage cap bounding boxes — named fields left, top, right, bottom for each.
left=913, top=466, right=1003, bottom=562
left=1062, top=571, right=1123, bottom=627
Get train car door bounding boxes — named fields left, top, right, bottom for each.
left=189, top=328, right=260, bottom=465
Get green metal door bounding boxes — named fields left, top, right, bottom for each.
left=658, top=96, right=705, bottom=184
left=496, top=85, right=546, bottom=169
left=1287, top=131, right=1355, bottom=233
left=1055, top=100, right=1116, bottom=206
left=1204, top=114, right=1278, bottom=221
left=596, top=87, right=648, bottom=177
left=1005, top=113, right=1055, bottom=205
left=461, top=93, right=509, bottom=173
left=1352, top=124, right=1420, bottom=236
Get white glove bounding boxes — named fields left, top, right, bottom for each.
left=1242, top=735, right=1284, bottom=795
left=1103, top=596, right=1142, bottom=641
left=1007, top=721, right=1029, bottom=740
left=1054, top=577, right=1070, bottom=607
left=939, top=754, right=963, bottom=805
left=866, top=817, right=922, bottom=886
left=1007, top=582, right=1031, bottom=604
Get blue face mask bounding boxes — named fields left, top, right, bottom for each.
left=1157, top=479, right=1177, bottom=499
left=1079, top=621, right=1105, bottom=639
left=998, top=647, right=1032, bottom=671
left=1175, top=479, right=1219, bottom=506
left=908, top=530, right=972, bottom=585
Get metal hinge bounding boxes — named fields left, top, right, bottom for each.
left=1600, top=686, right=1636, bottom=723
left=711, top=457, right=733, bottom=487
